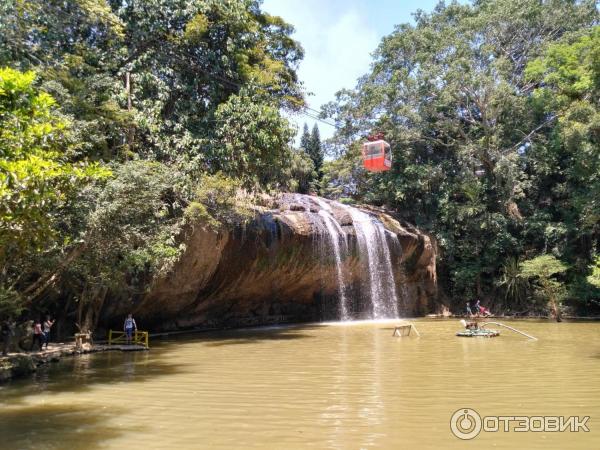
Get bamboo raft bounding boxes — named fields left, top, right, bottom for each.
left=456, top=328, right=500, bottom=338
left=456, top=320, right=538, bottom=340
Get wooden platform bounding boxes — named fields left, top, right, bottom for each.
left=95, top=344, right=149, bottom=352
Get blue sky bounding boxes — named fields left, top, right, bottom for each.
left=261, top=0, right=446, bottom=141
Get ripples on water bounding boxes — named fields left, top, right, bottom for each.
left=1, top=319, right=599, bottom=449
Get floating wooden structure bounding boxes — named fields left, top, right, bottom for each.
left=456, top=328, right=500, bottom=338
left=392, top=323, right=420, bottom=337
left=108, top=330, right=149, bottom=348
left=74, top=332, right=92, bottom=351
left=456, top=320, right=537, bottom=340
left=96, top=344, right=149, bottom=352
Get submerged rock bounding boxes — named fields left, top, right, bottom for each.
left=102, top=194, right=438, bottom=331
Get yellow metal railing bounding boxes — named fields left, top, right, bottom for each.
left=108, top=330, right=149, bottom=348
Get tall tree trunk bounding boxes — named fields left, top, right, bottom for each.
left=23, top=243, right=87, bottom=304
left=550, top=298, right=562, bottom=322
left=76, top=282, right=88, bottom=332
left=82, top=286, right=109, bottom=333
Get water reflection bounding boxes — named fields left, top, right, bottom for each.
left=1, top=320, right=599, bottom=449
left=322, top=324, right=348, bottom=450
left=366, top=326, right=385, bottom=447
left=0, top=403, right=140, bottom=450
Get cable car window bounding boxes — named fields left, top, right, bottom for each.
left=363, top=142, right=383, bottom=159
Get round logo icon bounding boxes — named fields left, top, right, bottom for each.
left=450, top=408, right=482, bottom=440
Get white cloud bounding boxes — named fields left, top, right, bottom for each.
left=262, top=1, right=379, bottom=141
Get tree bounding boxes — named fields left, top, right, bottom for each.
left=321, top=142, right=366, bottom=200
left=526, top=25, right=600, bottom=241
left=0, top=0, right=305, bottom=163
left=524, top=26, right=600, bottom=311
left=299, top=122, right=324, bottom=190
left=57, top=160, right=187, bottom=331
left=0, top=0, right=311, bottom=331
left=498, top=257, right=529, bottom=311
left=0, top=67, right=108, bottom=272
left=588, top=257, right=600, bottom=289
left=212, top=89, right=295, bottom=190
left=300, top=123, right=310, bottom=150
left=0, top=0, right=129, bottom=160
left=519, top=255, right=568, bottom=321
left=308, top=124, right=323, bottom=178
left=0, top=67, right=110, bottom=319
left=322, top=0, right=599, bottom=312
left=285, top=149, right=315, bottom=194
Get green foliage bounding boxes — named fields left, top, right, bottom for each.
left=520, top=254, right=568, bottom=279
left=285, top=149, right=315, bottom=194
left=0, top=285, right=23, bottom=319
left=588, top=257, right=600, bottom=289
left=68, top=160, right=187, bottom=297
left=527, top=26, right=600, bottom=231
left=322, top=0, right=599, bottom=313
left=519, top=255, right=568, bottom=314
left=309, top=125, right=323, bottom=171
left=300, top=123, right=324, bottom=185
left=186, top=173, right=254, bottom=230
left=0, top=1, right=307, bottom=328
left=498, top=258, right=529, bottom=307
left=0, top=0, right=304, bottom=165
left=321, top=142, right=366, bottom=200
left=0, top=67, right=109, bottom=265
left=33, top=159, right=189, bottom=330
left=212, top=89, right=295, bottom=189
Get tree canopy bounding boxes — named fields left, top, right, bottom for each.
left=1, top=0, right=599, bottom=326
left=322, top=0, right=600, bottom=314
left=0, top=0, right=309, bottom=327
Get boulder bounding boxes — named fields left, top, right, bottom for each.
left=102, top=194, right=438, bottom=330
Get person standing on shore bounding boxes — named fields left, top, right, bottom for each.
left=31, top=319, right=44, bottom=351
left=42, top=316, right=55, bottom=349
left=124, top=314, right=137, bottom=345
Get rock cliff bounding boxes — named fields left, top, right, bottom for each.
left=103, top=194, right=438, bottom=330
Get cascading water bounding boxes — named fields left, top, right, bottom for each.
left=291, top=194, right=400, bottom=321
left=343, top=206, right=399, bottom=319
left=312, top=198, right=350, bottom=321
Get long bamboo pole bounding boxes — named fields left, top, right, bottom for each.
left=480, top=322, right=538, bottom=340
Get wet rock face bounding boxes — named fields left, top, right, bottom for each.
left=110, top=194, right=438, bottom=331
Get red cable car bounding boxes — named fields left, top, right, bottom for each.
left=362, top=138, right=392, bottom=172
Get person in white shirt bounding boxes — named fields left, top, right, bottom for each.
left=124, top=314, right=137, bottom=344
left=42, top=316, right=55, bottom=349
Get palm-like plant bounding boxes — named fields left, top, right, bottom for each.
left=498, top=257, right=528, bottom=309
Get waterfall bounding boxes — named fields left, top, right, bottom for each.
left=312, top=198, right=350, bottom=321
left=290, top=194, right=400, bottom=321
left=343, top=206, right=399, bottom=319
